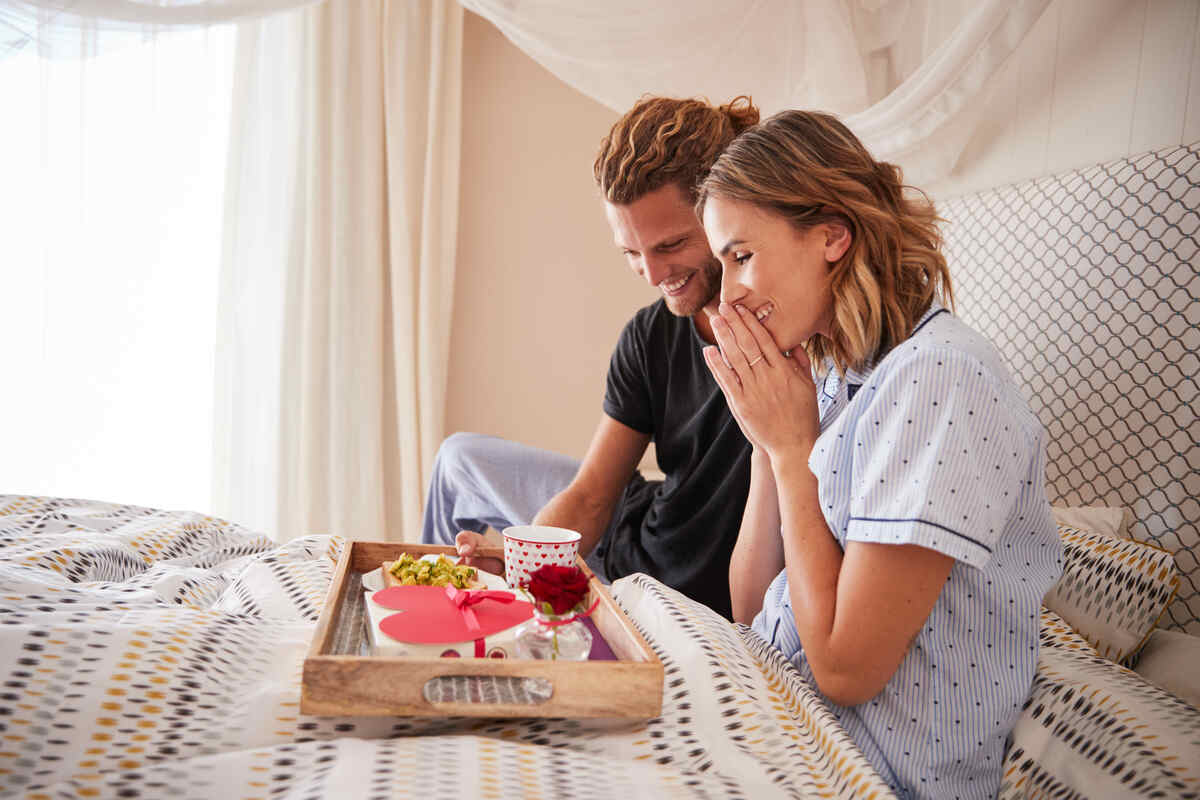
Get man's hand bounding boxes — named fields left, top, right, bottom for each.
left=454, top=530, right=504, bottom=575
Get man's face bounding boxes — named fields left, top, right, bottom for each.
left=604, top=183, right=721, bottom=317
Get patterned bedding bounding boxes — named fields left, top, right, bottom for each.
left=2, top=496, right=1197, bottom=799
left=0, top=496, right=891, bottom=799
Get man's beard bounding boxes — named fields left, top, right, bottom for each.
left=664, top=256, right=721, bottom=317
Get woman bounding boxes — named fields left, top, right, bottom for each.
left=696, top=110, right=1063, bottom=799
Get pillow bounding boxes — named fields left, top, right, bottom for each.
left=1042, top=525, right=1179, bottom=665
left=1038, top=607, right=1098, bottom=655
left=1130, top=628, right=1200, bottom=710
left=1000, top=644, right=1200, bottom=799
left=1051, top=505, right=1132, bottom=539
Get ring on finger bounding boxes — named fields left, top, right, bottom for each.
left=747, top=355, right=764, bottom=367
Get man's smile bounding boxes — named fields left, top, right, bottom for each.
left=660, top=272, right=693, bottom=295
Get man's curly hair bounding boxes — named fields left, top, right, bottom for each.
left=594, top=95, right=759, bottom=205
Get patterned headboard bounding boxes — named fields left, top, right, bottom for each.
left=940, top=144, right=1199, bottom=634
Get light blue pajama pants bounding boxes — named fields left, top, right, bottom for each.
left=420, top=432, right=617, bottom=581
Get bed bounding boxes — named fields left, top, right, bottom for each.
left=2, top=145, right=1198, bottom=799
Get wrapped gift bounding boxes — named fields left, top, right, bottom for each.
left=366, top=584, right=534, bottom=658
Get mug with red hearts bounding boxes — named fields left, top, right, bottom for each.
left=501, top=525, right=582, bottom=589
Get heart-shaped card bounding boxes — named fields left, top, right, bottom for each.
left=373, top=585, right=533, bottom=644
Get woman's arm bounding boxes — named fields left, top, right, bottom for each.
left=704, top=302, right=953, bottom=705
left=770, top=447, right=954, bottom=706
left=728, top=448, right=784, bottom=623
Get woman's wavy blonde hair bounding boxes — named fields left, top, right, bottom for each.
left=594, top=95, right=759, bottom=204
left=698, top=109, right=954, bottom=375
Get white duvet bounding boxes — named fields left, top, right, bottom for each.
left=0, top=496, right=891, bottom=799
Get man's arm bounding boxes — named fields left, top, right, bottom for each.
left=533, top=413, right=650, bottom=557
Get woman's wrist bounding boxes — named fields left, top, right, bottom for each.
left=765, top=441, right=815, bottom=473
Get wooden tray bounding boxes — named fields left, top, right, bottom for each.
left=301, top=541, right=664, bottom=719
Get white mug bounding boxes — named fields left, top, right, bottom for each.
left=501, top=525, right=582, bottom=589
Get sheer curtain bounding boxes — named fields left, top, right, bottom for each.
left=458, top=0, right=1052, bottom=185
left=0, top=0, right=319, bottom=59
left=0, top=26, right=235, bottom=511
left=213, top=0, right=463, bottom=542
left=3, top=0, right=462, bottom=542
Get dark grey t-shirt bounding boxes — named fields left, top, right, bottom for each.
left=601, top=300, right=752, bottom=620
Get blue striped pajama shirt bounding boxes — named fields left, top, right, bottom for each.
left=752, top=304, right=1063, bottom=800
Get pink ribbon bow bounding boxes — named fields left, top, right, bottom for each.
left=444, top=586, right=516, bottom=633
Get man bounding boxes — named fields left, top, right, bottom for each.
left=422, top=96, right=758, bottom=619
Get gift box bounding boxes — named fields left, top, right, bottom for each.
left=365, top=584, right=534, bottom=658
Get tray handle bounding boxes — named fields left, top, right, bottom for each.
left=420, top=674, right=553, bottom=709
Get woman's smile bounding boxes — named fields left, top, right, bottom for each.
left=702, top=195, right=840, bottom=354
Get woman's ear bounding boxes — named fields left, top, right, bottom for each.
left=823, top=222, right=851, bottom=263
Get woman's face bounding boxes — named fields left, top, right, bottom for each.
left=702, top=195, right=849, bottom=354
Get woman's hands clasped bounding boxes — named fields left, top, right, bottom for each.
left=702, top=302, right=821, bottom=460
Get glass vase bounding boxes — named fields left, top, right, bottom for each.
left=514, top=608, right=593, bottom=661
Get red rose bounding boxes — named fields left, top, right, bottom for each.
left=525, top=564, right=590, bottom=615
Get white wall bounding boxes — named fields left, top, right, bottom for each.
left=926, top=0, right=1200, bottom=200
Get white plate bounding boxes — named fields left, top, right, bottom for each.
left=361, top=553, right=506, bottom=592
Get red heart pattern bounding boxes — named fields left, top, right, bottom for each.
left=503, top=532, right=579, bottom=589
